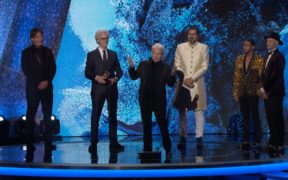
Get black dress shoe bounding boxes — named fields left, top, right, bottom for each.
left=196, top=137, right=204, bottom=149
left=265, top=144, right=275, bottom=152
left=44, top=152, right=52, bottom=163
left=177, top=137, right=186, bottom=150
left=277, top=146, right=285, bottom=156
left=91, top=153, right=98, bottom=164
left=44, top=142, right=53, bottom=151
left=241, top=142, right=250, bottom=152
left=89, top=144, right=97, bottom=154
left=110, top=142, right=125, bottom=152
left=266, top=145, right=278, bottom=157
left=165, top=151, right=172, bottom=163
left=25, top=151, right=34, bottom=162
left=27, top=144, right=35, bottom=152
left=166, top=151, right=172, bottom=161
left=252, top=143, right=261, bottom=150
left=252, top=143, right=261, bottom=159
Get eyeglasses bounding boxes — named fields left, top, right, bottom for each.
left=100, top=37, right=109, bottom=40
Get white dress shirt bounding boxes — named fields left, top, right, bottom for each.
left=265, top=48, right=277, bottom=70
left=98, top=47, right=108, bottom=61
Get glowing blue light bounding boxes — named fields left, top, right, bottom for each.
left=0, top=163, right=287, bottom=178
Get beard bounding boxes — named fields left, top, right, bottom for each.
left=244, top=50, right=252, bottom=54
left=188, top=38, right=197, bottom=44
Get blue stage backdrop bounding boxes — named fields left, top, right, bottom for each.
left=0, top=0, right=287, bottom=136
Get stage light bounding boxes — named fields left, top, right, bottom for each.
left=51, top=115, right=56, bottom=121
left=21, top=145, right=27, bottom=151
left=21, top=115, right=26, bottom=121
left=0, top=116, right=4, bottom=122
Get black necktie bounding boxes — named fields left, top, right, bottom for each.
left=103, top=50, right=107, bottom=61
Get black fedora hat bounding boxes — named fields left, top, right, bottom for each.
left=264, top=31, right=283, bottom=45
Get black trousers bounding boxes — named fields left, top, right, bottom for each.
left=26, top=85, right=53, bottom=145
left=239, top=95, right=261, bottom=143
left=264, top=97, right=285, bottom=146
left=90, top=86, right=118, bottom=145
left=140, top=99, right=171, bottom=152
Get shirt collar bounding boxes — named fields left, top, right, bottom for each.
left=31, top=44, right=43, bottom=49
left=149, top=57, right=162, bottom=64
left=98, top=47, right=107, bottom=53
left=268, top=48, right=277, bottom=55
left=187, top=41, right=198, bottom=48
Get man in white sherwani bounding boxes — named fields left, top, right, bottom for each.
left=174, top=26, right=209, bottom=149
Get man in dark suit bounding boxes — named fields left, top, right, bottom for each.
left=21, top=28, right=56, bottom=152
left=258, top=32, right=286, bottom=155
left=85, top=29, right=124, bottom=153
left=128, top=43, right=176, bottom=160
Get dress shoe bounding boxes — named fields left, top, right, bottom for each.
left=196, top=137, right=204, bottom=149
left=177, top=136, right=186, bottom=150
left=241, top=142, right=250, bottom=152
left=88, top=144, right=97, bottom=154
left=277, top=146, right=285, bottom=156
left=110, top=142, right=125, bottom=152
left=164, top=151, right=172, bottom=163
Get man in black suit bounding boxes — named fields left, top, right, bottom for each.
left=85, top=29, right=124, bottom=153
left=258, top=32, right=286, bottom=155
left=21, top=28, right=56, bottom=151
left=128, top=43, right=176, bottom=159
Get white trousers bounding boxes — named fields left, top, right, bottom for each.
left=178, top=109, right=205, bottom=138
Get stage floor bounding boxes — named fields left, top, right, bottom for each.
left=0, top=135, right=288, bottom=178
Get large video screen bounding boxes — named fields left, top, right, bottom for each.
left=0, top=0, right=287, bottom=136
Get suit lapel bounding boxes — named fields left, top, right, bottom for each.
left=106, top=49, right=113, bottom=68
left=243, top=54, right=256, bottom=76
left=95, top=48, right=102, bottom=60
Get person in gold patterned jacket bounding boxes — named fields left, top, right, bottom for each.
left=233, top=39, right=264, bottom=153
